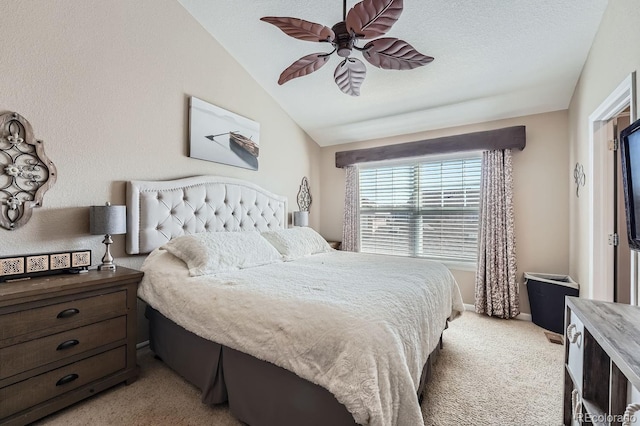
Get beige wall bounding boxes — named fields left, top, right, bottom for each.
left=568, top=1, right=640, bottom=298
left=0, top=0, right=320, bottom=266
left=318, top=111, right=570, bottom=314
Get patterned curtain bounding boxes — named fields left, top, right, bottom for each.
left=342, top=165, right=360, bottom=252
left=475, top=149, right=519, bottom=319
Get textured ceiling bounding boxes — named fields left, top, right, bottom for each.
left=178, top=0, right=608, bottom=147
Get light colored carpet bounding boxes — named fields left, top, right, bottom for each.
left=36, top=312, right=563, bottom=426
left=421, top=312, right=564, bottom=425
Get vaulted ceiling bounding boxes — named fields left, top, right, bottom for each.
left=178, top=0, right=608, bottom=146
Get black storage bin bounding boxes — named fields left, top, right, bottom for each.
left=524, top=273, right=579, bottom=335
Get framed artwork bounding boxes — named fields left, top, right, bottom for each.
left=189, top=96, right=260, bottom=171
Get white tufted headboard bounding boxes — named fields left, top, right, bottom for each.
left=126, top=175, right=288, bottom=254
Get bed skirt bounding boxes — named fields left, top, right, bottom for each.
left=146, top=306, right=442, bottom=426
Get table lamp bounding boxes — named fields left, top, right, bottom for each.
left=90, top=202, right=126, bottom=271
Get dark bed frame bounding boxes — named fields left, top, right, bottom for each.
left=146, top=306, right=443, bottom=426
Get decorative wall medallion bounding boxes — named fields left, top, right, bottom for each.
left=296, top=176, right=312, bottom=211
left=573, top=163, right=585, bottom=198
left=0, top=112, right=57, bottom=230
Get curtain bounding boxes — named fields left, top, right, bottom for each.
left=342, top=165, right=360, bottom=252
left=475, top=149, right=519, bottom=319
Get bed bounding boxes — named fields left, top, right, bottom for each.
left=127, top=175, right=464, bottom=426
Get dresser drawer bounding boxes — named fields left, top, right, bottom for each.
left=0, top=346, right=126, bottom=419
left=566, top=310, right=584, bottom=392
left=0, top=291, right=126, bottom=342
left=0, top=316, right=126, bottom=380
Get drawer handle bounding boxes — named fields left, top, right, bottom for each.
left=55, top=373, right=79, bottom=386
left=56, top=339, right=79, bottom=351
left=623, top=403, right=640, bottom=426
left=567, top=323, right=582, bottom=346
left=57, top=308, right=80, bottom=319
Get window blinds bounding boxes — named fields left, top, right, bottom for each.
left=359, top=156, right=482, bottom=263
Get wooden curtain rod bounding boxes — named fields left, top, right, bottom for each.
left=335, top=125, right=526, bottom=168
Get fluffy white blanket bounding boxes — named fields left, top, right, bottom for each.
left=139, top=250, right=464, bottom=426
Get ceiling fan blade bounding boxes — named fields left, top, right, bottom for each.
left=334, top=58, right=367, bottom=96
left=346, top=0, right=403, bottom=39
left=260, top=17, right=335, bottom=42
left=363, top=38, right=434, bottom=70
left=278, top=53, right=330, bottom=85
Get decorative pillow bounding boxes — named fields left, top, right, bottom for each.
left=162, top=231, right=282, bottom=277
left=261, top=227, right=332, bottom=261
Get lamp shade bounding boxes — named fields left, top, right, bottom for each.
left=293, top=211, right=309, bottom=227
left=90, top=204, right=127, bottom=235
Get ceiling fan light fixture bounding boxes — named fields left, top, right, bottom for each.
left=261, top=0, right=433, bottom=96
left=332, top=22, right=354, bottom=57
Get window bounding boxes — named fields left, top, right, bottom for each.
left=358, top=154, right=482, bottom=263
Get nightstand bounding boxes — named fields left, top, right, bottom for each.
left=327, top=241, right=342, bottom=250
left=0, top=267, right=143, bottom=426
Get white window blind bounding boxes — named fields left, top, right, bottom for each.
left=359, top=155, right=482, bottom=263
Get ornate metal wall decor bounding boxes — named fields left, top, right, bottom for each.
left=574, top=162, right=585, bottom=198
left=0, top=112, right=57, bottom=230
left=296, top=176, right=312, bottom=211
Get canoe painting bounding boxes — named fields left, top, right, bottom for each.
left=189, top=97, right=260, bottom=171
left=205, top=131, right=259, bottom=170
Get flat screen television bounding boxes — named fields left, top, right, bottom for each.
left=620, top=117, right=640, bottom=251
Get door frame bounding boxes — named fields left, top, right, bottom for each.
left=588, top=72, right=637, bottom=301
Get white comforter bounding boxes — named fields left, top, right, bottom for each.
left=139, top=249, right=464, bottom=426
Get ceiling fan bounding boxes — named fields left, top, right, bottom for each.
left=260, top=0, right=434, bottom=97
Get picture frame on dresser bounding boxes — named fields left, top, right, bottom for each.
left=0, top=267, right=143, bottom=426
left=0, top=250, right=91, bottom=283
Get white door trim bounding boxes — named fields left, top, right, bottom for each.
left=588, top=72, right=637, bottom=301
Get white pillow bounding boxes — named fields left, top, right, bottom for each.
left=162, top=232, right=282, bottom=277
left=261, top=227, right=332, bottom=261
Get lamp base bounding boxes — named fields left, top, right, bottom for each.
left=98, top=234, right=117, bottom=272
left=98, top=263, right=117, bottom=271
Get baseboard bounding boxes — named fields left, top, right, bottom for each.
left=136, top=340, right=150, bottom=350
left=463, top=303, right=532, bottom=321
left=463, top=303, right=476, bottom=314
left=516, top=312, right=532, bottom=321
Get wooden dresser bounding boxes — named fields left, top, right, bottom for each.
left=564, top=297, right=640, bottom=425
left=0, top=267, right=143, bottom=425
